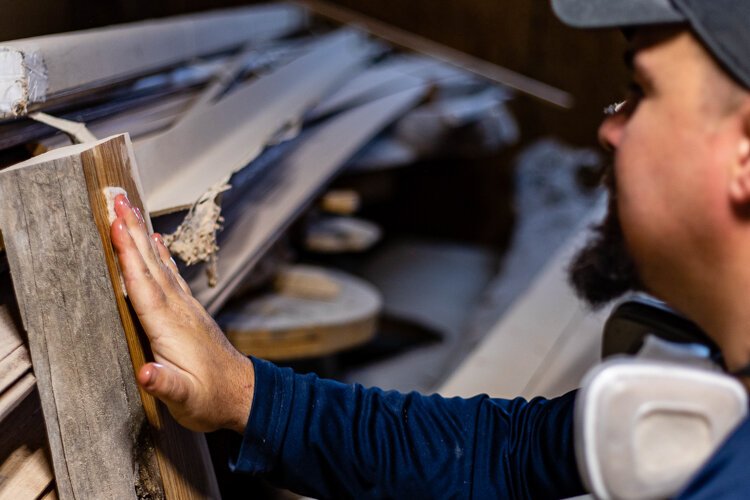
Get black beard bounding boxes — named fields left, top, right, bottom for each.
left=568, top=169, right=643, bottom=309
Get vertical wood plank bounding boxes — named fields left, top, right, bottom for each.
left=79, top=135, right=220, bottom=499
left=0, top=135, right=219, bottom=499
left=0, top=144, right=159, bottom=498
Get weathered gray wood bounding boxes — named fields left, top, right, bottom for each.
left=0, top=135, right=219, bottom=499
left=0, top=3, right=308, bottom=118
left=0, top=138, right=160, bottom=498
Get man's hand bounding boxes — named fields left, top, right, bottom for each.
left=110, top=193, right=254, bottom=434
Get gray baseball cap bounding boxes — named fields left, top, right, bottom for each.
left=551, top=0, right=750, bottom=89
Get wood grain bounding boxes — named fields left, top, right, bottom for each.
left=0, top=135, right=219, bottom=498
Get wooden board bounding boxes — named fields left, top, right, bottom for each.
left=0, top=344, right=31, bottom=395
left=135, top=29, right=376, bottom=215
left=439, top=202, right=609, bottom=399
left=0, top=305, right=22, bottom=363
left=0, top=390, right=54, bottom=500
left=0, top=135, right=219, bottom=499
left=0, top=3, right=308, bottom=118
left=220, top=266, right=381, bottom=360
left=190, top=86, right=427, bottom=313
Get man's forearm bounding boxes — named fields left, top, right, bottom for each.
left=234, top=357, right=584, bottom=499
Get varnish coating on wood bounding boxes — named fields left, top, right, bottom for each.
left=0, top=135, right=219, bottom=499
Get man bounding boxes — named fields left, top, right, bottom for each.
left=109, top=0, right=750, bottom=497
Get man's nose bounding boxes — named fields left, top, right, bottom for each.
left=597, top=113, right=625, bottom=152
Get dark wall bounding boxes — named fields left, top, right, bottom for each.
left=1, top=1, right=627, bottom=146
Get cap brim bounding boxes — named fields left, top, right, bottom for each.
left=552, top=0, right=685, bottom=28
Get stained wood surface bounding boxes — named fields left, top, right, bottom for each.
left=0, top=135, right=219, bottom=498
left=220, top=266, right=381, bottom=360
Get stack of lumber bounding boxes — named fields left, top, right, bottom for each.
left=0, top=2, right=569, bottom=496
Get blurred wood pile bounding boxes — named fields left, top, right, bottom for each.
left=0, top=2, right=569, bottom=497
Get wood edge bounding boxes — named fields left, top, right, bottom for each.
left=295, top=0, right=574, bottom=108
left=227, top=316, right=377, bottom=360
left=80, top=135, right=161, bottom=428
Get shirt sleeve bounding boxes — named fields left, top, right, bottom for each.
left=231, top=356, right=584, bottom=499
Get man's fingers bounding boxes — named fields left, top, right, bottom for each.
left=138, top=362, right=191, bottom=406
left=152, top=234, right=192, bottom=295
left=113, top=195, right=165, bottom=281
left=111, top=217, right=167, bottom=313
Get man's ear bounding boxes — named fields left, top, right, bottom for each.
left=729, top=113, right=750, bottom=205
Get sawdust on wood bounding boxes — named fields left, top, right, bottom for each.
left=163, top=178, right=231, bottom=287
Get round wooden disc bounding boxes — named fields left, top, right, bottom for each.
left=220, top=266, right=382, bottom=360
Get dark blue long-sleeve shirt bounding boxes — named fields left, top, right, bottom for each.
left=232, top=358, right=750, bottom=498
left=232, top=357, right=584, bottom=499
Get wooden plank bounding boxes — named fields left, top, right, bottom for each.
left=0, top=372, right=35, bottom=423
left=0, top=305, right=22, bottom=362
left=309, top=57, right=438, bottom=119
left=0, top=3, right=308, bottom=118
left=135, top=29, right=377, bottom=215
left=0, top=135, right=219, bottom=499
left=0, top=390, right=54, bottom=500
left=191, top=86, right=427, bottom=313
left=439, top=202, right=607, bottom=399
left=0, top=344, right=31, bottom=395
left=295, top=0, right=573, bottom=108
left=39, top=91, right=199, bottom=152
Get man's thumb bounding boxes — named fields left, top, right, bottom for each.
left=138, top=362, right=190, bottom=405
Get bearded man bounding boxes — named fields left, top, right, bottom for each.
left=108, top=0, right=750, bottom=497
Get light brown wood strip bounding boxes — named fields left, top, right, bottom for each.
left=0, top=390, right=54, bottom=500
left=0, top=372, right=35, bottom=423
left=0, top=344, right=31, bottom=395
left=0, top=302, right=23, bottom=363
